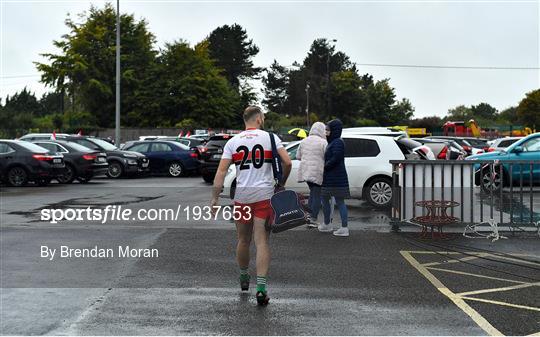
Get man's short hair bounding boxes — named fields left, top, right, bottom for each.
left=243, top=106, right=263, bottom=122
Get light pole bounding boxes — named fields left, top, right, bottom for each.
left=115, top=0, right=121, bottom=145
left=305, top=82, right=310, bottom=128
left=326, top=39, right=337, bottom=118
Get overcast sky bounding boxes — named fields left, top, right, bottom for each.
left=1, top=0, right=538, bottom=118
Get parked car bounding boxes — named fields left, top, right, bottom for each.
left=425, top=136, right=484, bottom=156
left=31, top=140, right=108, bottom=183
left=123, top=140, right=199, bottom=177
left=18, top=133, right=70, bottom=141
left=198, top=134, right=235, bottom=183
left=487, top=137, right=522, bottom=152
left=466, top=133, right=540, bottom=191
left=0, top=140, right=65, bottom=186
left=343, top=127, right=408, bottom=138
left=224, top=135, right=434, bottom=208
left=412, top=138, right=466, bottom=160
left=56, top=136, right=149, bottom=178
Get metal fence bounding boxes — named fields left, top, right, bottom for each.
left=390, top=159, right=540, bottom=239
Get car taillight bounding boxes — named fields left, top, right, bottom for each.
left=198, top=146, right=208, bottom=153
left=487, top=147, right=496, bottom=152
left=190, top=152, right=198, bottom=158
left=437, top=146, right=448, bottom=160
left=82, top=154, right=97, bottom=161
left=463, top=145, right=471, bottom=152
left=32, top=154, right=54, bottom=161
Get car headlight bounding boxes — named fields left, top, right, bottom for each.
left=127, top=159, right=137, bottom=165
left=123, top=153, right=137, bottom=158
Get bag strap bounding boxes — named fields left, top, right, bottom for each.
left=269, top=132, right=283, bottom=186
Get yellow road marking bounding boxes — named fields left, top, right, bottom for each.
left=460, top=296, right=540, bottom=312
left=426, top=266, right=528, bottom=284
left=401, top=251, right=503, bottom=336
left=422, top=253, right=488, bottom=267
left=487, top=254, right=540, bottom=266
left=457, top=282, right=540, bottom=296
left=406, top=250, right=462, bottom=255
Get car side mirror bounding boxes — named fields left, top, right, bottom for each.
left=513, top=146, right=523, bottom=154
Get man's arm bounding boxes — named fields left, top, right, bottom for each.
left=277, top=147, right=292, bottom=186
left=211, top=158, right=232, bottom=208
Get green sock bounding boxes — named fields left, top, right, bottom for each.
left=256, top=276, right=267, bottom=292
left=240, top=267, right=249, bottom=281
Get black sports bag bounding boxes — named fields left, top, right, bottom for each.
left=268, top=132, right=307, bottom=233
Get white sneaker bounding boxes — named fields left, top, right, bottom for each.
left=318, top=223, right=333, bottom=232
left=333, top=227, right=349, bottom=237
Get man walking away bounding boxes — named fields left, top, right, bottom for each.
left=296, top=122, right=327, bottom=227
left=211, top=106, right=292, bottom=305
left=318, top=119, right=350, bottom=237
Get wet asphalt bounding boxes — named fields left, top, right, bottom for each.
left=1, top=177, right=539, bottom=335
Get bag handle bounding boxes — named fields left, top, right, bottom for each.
left=269, top=132, right=283, bottom=187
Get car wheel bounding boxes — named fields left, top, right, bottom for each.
left=202, top=173, right=214, bottom=183
left=366, top=177, right=393, bottom=208
left=107, top=161, right=123, bottom=178
left=7, top=167, right=28, bottom=187
left=168, top=162, right=184, bottom=177
left=481, top=168, right=503, bottom=193
left=37, top=177, right=52, bottom=186
left=57, top=164, right=75, bottom=184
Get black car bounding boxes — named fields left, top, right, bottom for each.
left=32, top=140, right=108, bottom=183
left=197, top=134, right=233, bottom=183
left=57, top=136, right=149, bottom=178
left=0, top=140, right=65, bottom=186
left=124, top=141, right=200, bottom=177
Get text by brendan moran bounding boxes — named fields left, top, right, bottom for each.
left=41, top=245, right=159, bottom=260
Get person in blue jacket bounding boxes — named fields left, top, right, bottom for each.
left=318, top=119, right=350, bottom=237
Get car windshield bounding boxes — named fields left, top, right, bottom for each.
left=15, top=141, right=49, bottom=153
left=88, top=138, right=118, bottom=150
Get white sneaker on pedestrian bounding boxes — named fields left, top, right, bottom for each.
left=333, top=227, right=349, bottom=237
left=318, top=223, right=333, bottom=232
left=307, top=222, right=319, bottom=229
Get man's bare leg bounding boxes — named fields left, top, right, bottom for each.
left=253, top=216, right=271, bottom=304
left=236, top=222, right=253, bottom=291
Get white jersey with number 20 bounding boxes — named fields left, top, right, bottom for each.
left=222, top=128, right=283, bottom=203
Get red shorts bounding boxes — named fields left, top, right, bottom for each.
left=234, top=199, right=273, bottom=225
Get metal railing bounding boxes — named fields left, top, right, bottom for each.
left=390, top=159, right=540, bottom=239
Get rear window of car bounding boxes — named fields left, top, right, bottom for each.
left=343, top=138, right=380, bottom=157
left=15, top=141, right=49, bottom=153
left=498, top=139, right=518, bottom=147
left=206, top=136, right=230, bottom=148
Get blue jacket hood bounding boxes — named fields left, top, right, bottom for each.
left=327, top=119, right=343, bottom=142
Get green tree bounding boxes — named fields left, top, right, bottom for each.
left=207, top=24, right=261, bottom=88
left=35, top=4, right=157, bottom=128
left=135, top=41, right=241, bottom=128
left=262, top=60, right=290, bottom=115
left=0, top=88, right=41, bottom=136
left=330, top=70, right=363, bottom=126
left=517, top=89, right=540, bottom=129
left=497, top=106, right=518, bottom=124
left=471, top=102, right=497, bottom=120
left=408, top=116, right=443, bottom=133
left=447, top=105, right=473, bottom=120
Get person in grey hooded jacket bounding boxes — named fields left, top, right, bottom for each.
left=296, top=122, right=327, bottom=225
